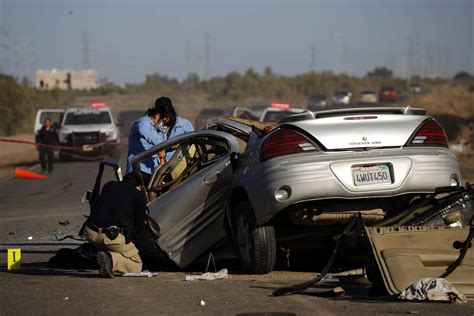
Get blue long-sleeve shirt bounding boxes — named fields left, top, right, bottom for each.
left=127, top=116, right=162, bottom=174
left=127, top=115, right=194, bottom=174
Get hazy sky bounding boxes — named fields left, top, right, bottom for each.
left=1, top=0, right=472, bottom=83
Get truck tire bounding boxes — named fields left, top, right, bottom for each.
left=234, top=199, right=276, bottom=274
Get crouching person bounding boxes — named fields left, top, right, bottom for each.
left=83, top=172, right=147, bottom=277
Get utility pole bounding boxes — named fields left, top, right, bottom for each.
left=19, top=33, right=29, bottom=82
left=310, top=45, right=316, bottom=73
left=203, top=32, right=211, bottom=80
left=82, top=31, right=91, bottom=69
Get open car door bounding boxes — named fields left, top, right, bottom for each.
left=35, top=109, right=64, bottom=135
left=132, top=131, right=241, bottom=268
left=366, top=225, right=474, bottom=298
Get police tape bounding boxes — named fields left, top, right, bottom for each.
left=0, top=137, right=126, bottom=161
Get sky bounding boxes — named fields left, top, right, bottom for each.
left=0, top=0, right=473, bottom=83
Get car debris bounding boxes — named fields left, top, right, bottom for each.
left=58, top=220, right=70, bottom=226
left=399, top=278, right=467, bottom=304
left=185, top=269, right=230, bottom=281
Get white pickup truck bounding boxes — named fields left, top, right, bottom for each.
left=35, top=103, right=120, bottom=159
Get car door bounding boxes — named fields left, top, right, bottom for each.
left=366, top=226, right=474, bottom=298
left=34, top=109, right=64, bottom=134
left=133, top=131, right=240, bottom=268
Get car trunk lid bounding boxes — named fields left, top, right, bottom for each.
left=288, top=114, right=428, bottom=150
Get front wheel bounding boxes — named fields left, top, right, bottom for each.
left=234, top=200, right=276, bottom=274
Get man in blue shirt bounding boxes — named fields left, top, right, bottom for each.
left=154, top=97, right=194, bottom=162
left=127, top=97, right=194, bottom=182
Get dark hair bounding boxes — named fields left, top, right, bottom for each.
left=145, top=107, right=160, bottom=117
left=123, top=172, right=142, bottom=187
left=154, top=96, right=177, bottom=127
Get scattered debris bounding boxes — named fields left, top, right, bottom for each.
left=122, top=270, right=157, bottom=277
left=399, top=278, right=467, bottom=304
left=200, top=300, right=206, bottom=306
left=63, top=297, right=69, bottom=301
left=8, top=232, right=15, bottom=235
left=185, top=269, right=230, bottom=281
left=59, top=220, right=70, bottom=226
left=27, top=236, right=33, bottom=240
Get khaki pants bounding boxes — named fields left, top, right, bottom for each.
left=84, top=226, right=142, bottom=274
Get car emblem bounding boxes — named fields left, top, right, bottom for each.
left=362, top=136, right=368, bottom=141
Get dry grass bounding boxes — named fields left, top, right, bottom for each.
left=408, top=84, right=474, bottom=118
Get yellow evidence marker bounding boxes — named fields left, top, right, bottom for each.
left=8, top=248, right=21, bottom=270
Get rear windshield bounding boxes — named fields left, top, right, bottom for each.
left=39, top=112, right=63, bottom=126
left=263, top=111, right=296, bottom=123
left=64, top=111, right=112, bottom=125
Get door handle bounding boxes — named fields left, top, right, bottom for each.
left=203, top=170, right=221, bottom=185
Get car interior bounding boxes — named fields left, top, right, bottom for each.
left=145, top=136, right=230, bottom=202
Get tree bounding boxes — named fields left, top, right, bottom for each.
left=453, top=71, right=471, bottom=80
left=367, top=67, right=393, bottom=79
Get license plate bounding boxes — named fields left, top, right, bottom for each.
left=352, top=164, right=391, bottom=186
left=82, top=145, right=93, bottom=152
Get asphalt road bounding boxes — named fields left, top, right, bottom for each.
left=1, top=111, right=473, bottom=315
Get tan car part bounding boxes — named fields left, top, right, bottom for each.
left=365, top=226, right=474, bottom=298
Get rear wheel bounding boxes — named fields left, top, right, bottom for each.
left=234, top=199, right=276, bottom=274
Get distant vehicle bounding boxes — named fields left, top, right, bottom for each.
left=260, top=103, right=305, bottom=122
left=194, top=108, right=232, bottom=130
left=58, top=103, right=120, bottom=159
left=409, top=83, right=422, bottom=94
left=379, top=86, right=398, bottom=102
left=358, top=90, right=378, bottom=105
left=308, top=93, right=327, bottom=110
left=332, top=90, right=352, bottom=105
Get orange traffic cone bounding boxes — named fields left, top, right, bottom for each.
left=14, top=168, right=48, bottom=180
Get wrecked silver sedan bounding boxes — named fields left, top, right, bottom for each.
left=130, top=106, right=467, bottom=275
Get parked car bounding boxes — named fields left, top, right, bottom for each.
left=332, top=90, right=352, bottom=105
left=409, top=83, right=422, bottom=94
left=379, top=86, right=398, bottom=102
left=36, top=103, right=120, bottom=160
left=358, top=90, right=377, bottom=105
left=308, top=93, right=327, bottom=110
left=194, top=108, right=232, bottom=130
left=130, top=106, right=462, bottom=274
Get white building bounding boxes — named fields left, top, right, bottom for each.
left=36, top=68, right=98, bottom=90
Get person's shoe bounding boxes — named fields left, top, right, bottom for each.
left=96, top=251, right=114, bottom=278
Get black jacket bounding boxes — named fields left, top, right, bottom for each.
left=36, top=126, right=59, bottom=146
left=88, top=181, right=147, bottom=236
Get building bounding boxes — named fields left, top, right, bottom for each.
left=36, top=68, right=98, bottom=90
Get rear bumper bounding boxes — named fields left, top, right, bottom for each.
left=243, top=148, right=461, bottom=225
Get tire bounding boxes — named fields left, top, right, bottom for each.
left=234, top=199, right=276, bottom=274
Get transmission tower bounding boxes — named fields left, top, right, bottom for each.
left=82, top=31, right=91, bottom=69
left=334, top=32, right=342, bottom=74
left=203, top=32, right=211, bottom=80
left=310, top=45, right=316, bottom=73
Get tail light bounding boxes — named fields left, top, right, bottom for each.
left=260, top=129, right=318, bottom=161
left=408, top=119, right=448, bottom=147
